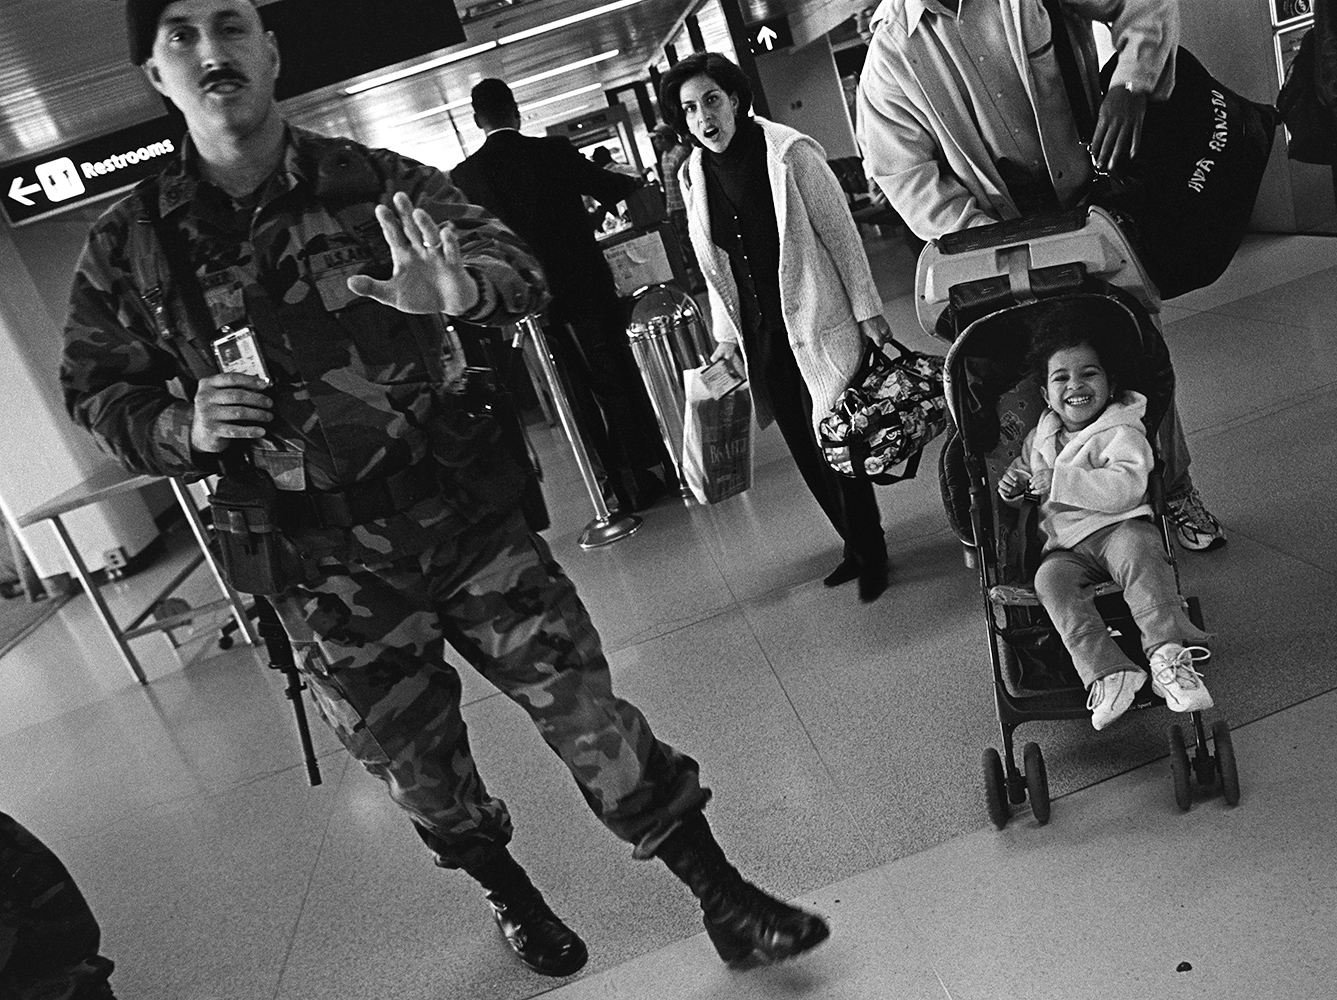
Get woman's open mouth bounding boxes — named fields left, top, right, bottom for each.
left=1064, top=393, right=1092, bottom=406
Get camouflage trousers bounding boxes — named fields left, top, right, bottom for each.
left=0, top=812, right=116, bottom=1000
left=272, top=510, right=709, bottom=869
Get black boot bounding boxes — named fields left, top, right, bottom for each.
left=655, top=813, right=830, bottom=968
left=466, top=849, right=588, bottom=977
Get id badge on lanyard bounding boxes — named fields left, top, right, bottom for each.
left=212, top=325, right=271, bottom=385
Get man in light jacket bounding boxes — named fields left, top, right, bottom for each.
left=856, top=0, right=1227, bottom=552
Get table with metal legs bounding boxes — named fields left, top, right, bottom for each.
left=17, top=462, right=257, bottom=684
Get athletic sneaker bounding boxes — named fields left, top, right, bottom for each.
left=1087, top=668, right=1147, bottom=731
left=1149, top=644, right=1214, bottom=713
left=1166, top=487, right=1227, bottom=551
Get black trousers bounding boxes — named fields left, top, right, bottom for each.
left=549, top=291, right=673, bottom=506
left=762, top=340, right=885, bottom=567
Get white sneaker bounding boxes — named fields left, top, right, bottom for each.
left=1149, top=644, right=1213, bottom=713
left=1166, top=488, right=1227, bottom=551
left=1087, top=668, right=1147, bottom=731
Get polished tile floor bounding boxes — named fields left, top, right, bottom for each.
left=1, top=233, right=1334, bottom=1000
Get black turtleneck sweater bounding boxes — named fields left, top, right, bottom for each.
left=703, top=117, right=784, bottom=420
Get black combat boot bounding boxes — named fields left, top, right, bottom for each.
left=655, top=812, right=830, bottom=968
left=466, top=849, right=588, bottom=977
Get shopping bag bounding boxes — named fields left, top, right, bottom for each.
left=818, top=340, right=949, bottom=485
left=1092, top=48, right=1280, bottom=299
left=681, top=368, right=753, bottom=504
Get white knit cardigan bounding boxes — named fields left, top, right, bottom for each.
left=679, top=117, right=885, bottom=429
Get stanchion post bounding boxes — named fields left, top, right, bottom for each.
left=512, top=315, right=641, bottom=549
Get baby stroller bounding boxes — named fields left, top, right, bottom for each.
left=919, top=207, right=1241, bottom=827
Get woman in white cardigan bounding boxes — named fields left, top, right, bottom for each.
left=660, top=52, right=894, bottom=602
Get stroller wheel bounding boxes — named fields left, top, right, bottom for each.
left=1212, top=720, right=1241, bottom=806
left=1168, top=725, right=1192, bottom=811
left=982, top=747, right=1010, bottom=829
left=1023, top=742, right=1051, bottom=825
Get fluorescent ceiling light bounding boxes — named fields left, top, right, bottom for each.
left=523, top=105, right=597, bottom=133
left=388, top=51, right=620, bottom=128
left=386, top=98, right=472, bottom=129
left=348, top=0, right=643, bottom=93
left=511, top=49, right=619, bottom=89
left=498, top=0, right=646, bottom=46
left=527, top=103, right=595, bottom=128
left=520, top=83, right=603, bottom=114
left=344, top=40, right=498, bottom=95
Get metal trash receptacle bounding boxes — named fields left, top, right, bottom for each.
left=626, top=284, right=712, bottom=486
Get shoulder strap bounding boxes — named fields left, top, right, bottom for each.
left=134, top=174, right=222, bottom=382
left=1040, top=0, right=1096, bottom=144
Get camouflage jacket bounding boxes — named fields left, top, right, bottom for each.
left=61, top=127, right=547, bottom=548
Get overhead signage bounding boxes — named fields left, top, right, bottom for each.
left=1, top=115, right=186, bottom=227
left=746, top=16, right=794, bottom=55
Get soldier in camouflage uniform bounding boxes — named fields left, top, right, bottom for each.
left=58, top=0, right=831, bottom=978
left=0, top=812, right=117, bottom=999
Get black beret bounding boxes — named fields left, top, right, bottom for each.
left=126, top=0, right=176, bottom=65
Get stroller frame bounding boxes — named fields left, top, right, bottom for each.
left=920, top=209, right=1240, bottom=826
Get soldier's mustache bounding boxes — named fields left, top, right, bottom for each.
left=200, top=68, right=249, bottom=89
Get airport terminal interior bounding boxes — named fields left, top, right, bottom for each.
left=1, top=1, right=1335, bottom=999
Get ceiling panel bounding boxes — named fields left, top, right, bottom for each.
left=0, top=0, right=163, bottom=164
left=0, top=0, right=866, bottom=177
left=0, top=0, right=690, bottom=172
left=282, top=0, right=691, bottom=167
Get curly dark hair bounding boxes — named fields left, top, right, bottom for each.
left=1026, top=300, right=1134, bottom=399
left=658, top=52, right=753, bottom=142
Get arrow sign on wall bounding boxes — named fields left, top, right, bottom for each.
left=8, top=177, right=40, bottom=207
left=746, top=16, right=793, bottom=56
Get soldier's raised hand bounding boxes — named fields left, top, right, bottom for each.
left=347, top=191, right=481, bottom=316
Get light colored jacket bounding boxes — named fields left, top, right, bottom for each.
left=680, top=117, right=885, bottom=429
left=1008, top=391, right=1155, bottom=553
left=855, top=0, right=1179, bottom=240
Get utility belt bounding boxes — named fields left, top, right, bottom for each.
left=273, top=459, right=440, bottom=531
left=212, top=458, right=440, bottom=595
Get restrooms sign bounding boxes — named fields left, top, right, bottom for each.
left=2, top=116, right=186, bottom=227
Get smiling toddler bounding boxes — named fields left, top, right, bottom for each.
left=998, top=306, right=1213, bottom=730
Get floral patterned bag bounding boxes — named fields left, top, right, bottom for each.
left=819, top=340, right=949, bottom=485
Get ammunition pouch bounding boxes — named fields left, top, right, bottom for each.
left=210, top=464, right=293, bottom=596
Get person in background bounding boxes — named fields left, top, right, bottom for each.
left=856, top=0, right=1228, bottom=552
left=652, top=122, right=700, bottom=286
left=590, top=145, right=644, bottom=179
left=61, top=0, right=830, bottom=979
left=1, top=811, right=117, bottom=999
left=660, top=52, right=895, bottom=603
left=452, top=79, right=674, bottom=513
left=1315, top=0, right=1337, bottom=198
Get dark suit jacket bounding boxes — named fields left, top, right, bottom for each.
left=450, top=130, right=641, bottom=320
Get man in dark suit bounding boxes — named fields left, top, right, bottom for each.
left=451, top=78, right=671, bottom=512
